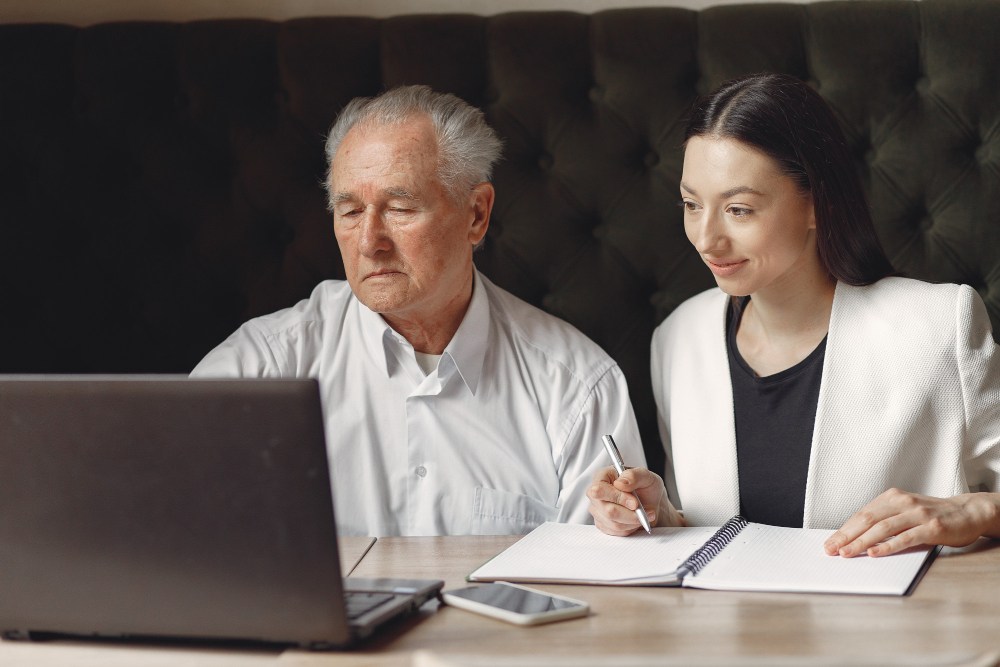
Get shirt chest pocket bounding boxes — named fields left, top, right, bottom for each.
left=471, top=486, right=558, bottom=535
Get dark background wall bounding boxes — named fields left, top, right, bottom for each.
left=2, top=0, right=998, bottom=473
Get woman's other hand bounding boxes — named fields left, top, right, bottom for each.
left=824, top=488, right=1000, bottom=557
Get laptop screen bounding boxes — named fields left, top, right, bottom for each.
left=0, top=376, right=352, bottom=647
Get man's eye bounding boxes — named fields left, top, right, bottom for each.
left=334, top=209, right=363, bottom=227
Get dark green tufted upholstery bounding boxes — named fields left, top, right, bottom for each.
left=2, top=0, right=998, bottom=472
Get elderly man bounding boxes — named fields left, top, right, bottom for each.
left=192, top=85, right=645, bottom=536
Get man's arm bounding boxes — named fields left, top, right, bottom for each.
left=190, top=321, right=283, bottom=377
left=554, top=365, right=646, bottom=525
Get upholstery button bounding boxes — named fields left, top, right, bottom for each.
left=415, top=465, right=427, bottom=478
left=537, top=153, right=554, bottom=170
left=644, top=151, right=659, bottom=168
left=589, top=86, right=603, bottom=103
left=975, top=142, right=989, bottom=163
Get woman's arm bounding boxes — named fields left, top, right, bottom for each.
left=828, top=286, right=1000, bottom=557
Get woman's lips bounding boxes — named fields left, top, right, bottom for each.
left=705, top=258, right=747, bottom=277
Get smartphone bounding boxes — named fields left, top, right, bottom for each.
left=441, top=582, right=589, bottom=626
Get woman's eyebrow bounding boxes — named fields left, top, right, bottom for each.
left=679, top=182, right=765, bottom=198
left=721, top=185, right=765, bottom=198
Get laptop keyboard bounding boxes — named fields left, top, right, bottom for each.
left=344, top=591, right=396, bottom=620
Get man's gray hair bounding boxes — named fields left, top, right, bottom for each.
left=324, top=85, right=503, bottom=206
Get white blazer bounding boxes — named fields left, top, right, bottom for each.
left=651, top=277, right=1000, bottom=529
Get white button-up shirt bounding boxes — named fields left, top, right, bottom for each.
left=192, top=271, right=645, bottom=536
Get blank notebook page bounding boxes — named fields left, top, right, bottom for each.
left=471, top=522, right=718, bottom=583
left=688, top=523, right=932, bottom=595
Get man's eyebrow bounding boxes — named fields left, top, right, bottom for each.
left=385, top=187, right=420, bottom=201
left=329, top=188, right=422, bottom=204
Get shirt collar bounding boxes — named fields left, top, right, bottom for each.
left=442, top=270, right=489, bottom=395
left=356, top=294, right=397, bottom=377
left=354, top=270, right=490, bottom=394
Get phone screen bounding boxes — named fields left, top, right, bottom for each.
left=446, top=584, right=584, bottom=613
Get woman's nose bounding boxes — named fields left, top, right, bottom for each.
left=688, top=211, right=725, bottom=254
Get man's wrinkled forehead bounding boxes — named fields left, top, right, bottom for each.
left=328, top=117, right=440, bottom=194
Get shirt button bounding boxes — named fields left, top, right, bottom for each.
left=415, top=466, right=427, bottom=478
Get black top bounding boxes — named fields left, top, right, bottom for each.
left=727, top=297, right=827, bottom=528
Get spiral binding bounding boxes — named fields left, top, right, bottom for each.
left=679, top=515, right=749, bottom=577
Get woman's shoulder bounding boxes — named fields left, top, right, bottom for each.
left=836, top=276, right=971, bottom=319
left=832, top=277, right=992, bottom=354
left=651, top=287, right=729, bottom=353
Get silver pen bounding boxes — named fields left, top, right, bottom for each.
left=601, top=434, right=652, bottom=534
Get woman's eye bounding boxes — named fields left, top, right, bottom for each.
left=728, top=206, right=752, bottom=218
left=679, top=199, right=700, bottom=213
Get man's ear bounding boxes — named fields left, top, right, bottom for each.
left=468, top=182, right=495, bottom=245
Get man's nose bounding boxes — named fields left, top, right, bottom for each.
left=358, top=212, right=392, bottom=257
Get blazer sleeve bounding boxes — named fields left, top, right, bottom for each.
left=957, top=285, right=1000, bottom=492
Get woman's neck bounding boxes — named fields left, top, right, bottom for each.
left=737, top=270, right=836, bottom=377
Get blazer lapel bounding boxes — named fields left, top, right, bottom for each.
left=670, top=291, right=741, bottom=526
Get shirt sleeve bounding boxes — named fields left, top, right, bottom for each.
left=553, top=364, right=646, bottom=525
left=190, top=321, right=285, bottom=377
left=957, top=285, right=1000, bottom=492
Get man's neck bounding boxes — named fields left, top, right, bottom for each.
left=382, top=276, right=475, bottom=355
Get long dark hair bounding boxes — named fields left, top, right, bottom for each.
left=685, top=73, right=894, bottom=285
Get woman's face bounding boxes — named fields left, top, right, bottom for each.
left=680, top=135, right=820, bottom=298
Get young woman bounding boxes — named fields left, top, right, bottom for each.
left=588, top=73, right=1000, bottom=558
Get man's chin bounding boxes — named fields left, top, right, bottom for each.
left=354, top=288, right=410, bottom=315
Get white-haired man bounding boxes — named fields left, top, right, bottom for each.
left=193, top=85, right=645, bottom=536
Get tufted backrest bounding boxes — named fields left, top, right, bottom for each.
left=2, top=0, right=999, bottom=470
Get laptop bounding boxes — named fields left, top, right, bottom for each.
left=0, top=376, right=443, bottom=650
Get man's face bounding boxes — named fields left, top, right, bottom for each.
left=329, top=116, right=491, bottom=329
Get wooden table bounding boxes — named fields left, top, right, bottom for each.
left=288, top=535, right=1000, bottom=666
left=3, top=535, right=999, bottom=666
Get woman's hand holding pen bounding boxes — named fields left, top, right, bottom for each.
left=587, top=467, right=686, bottom=536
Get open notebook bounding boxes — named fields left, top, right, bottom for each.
left=469, top=516, right=937, bottom=596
